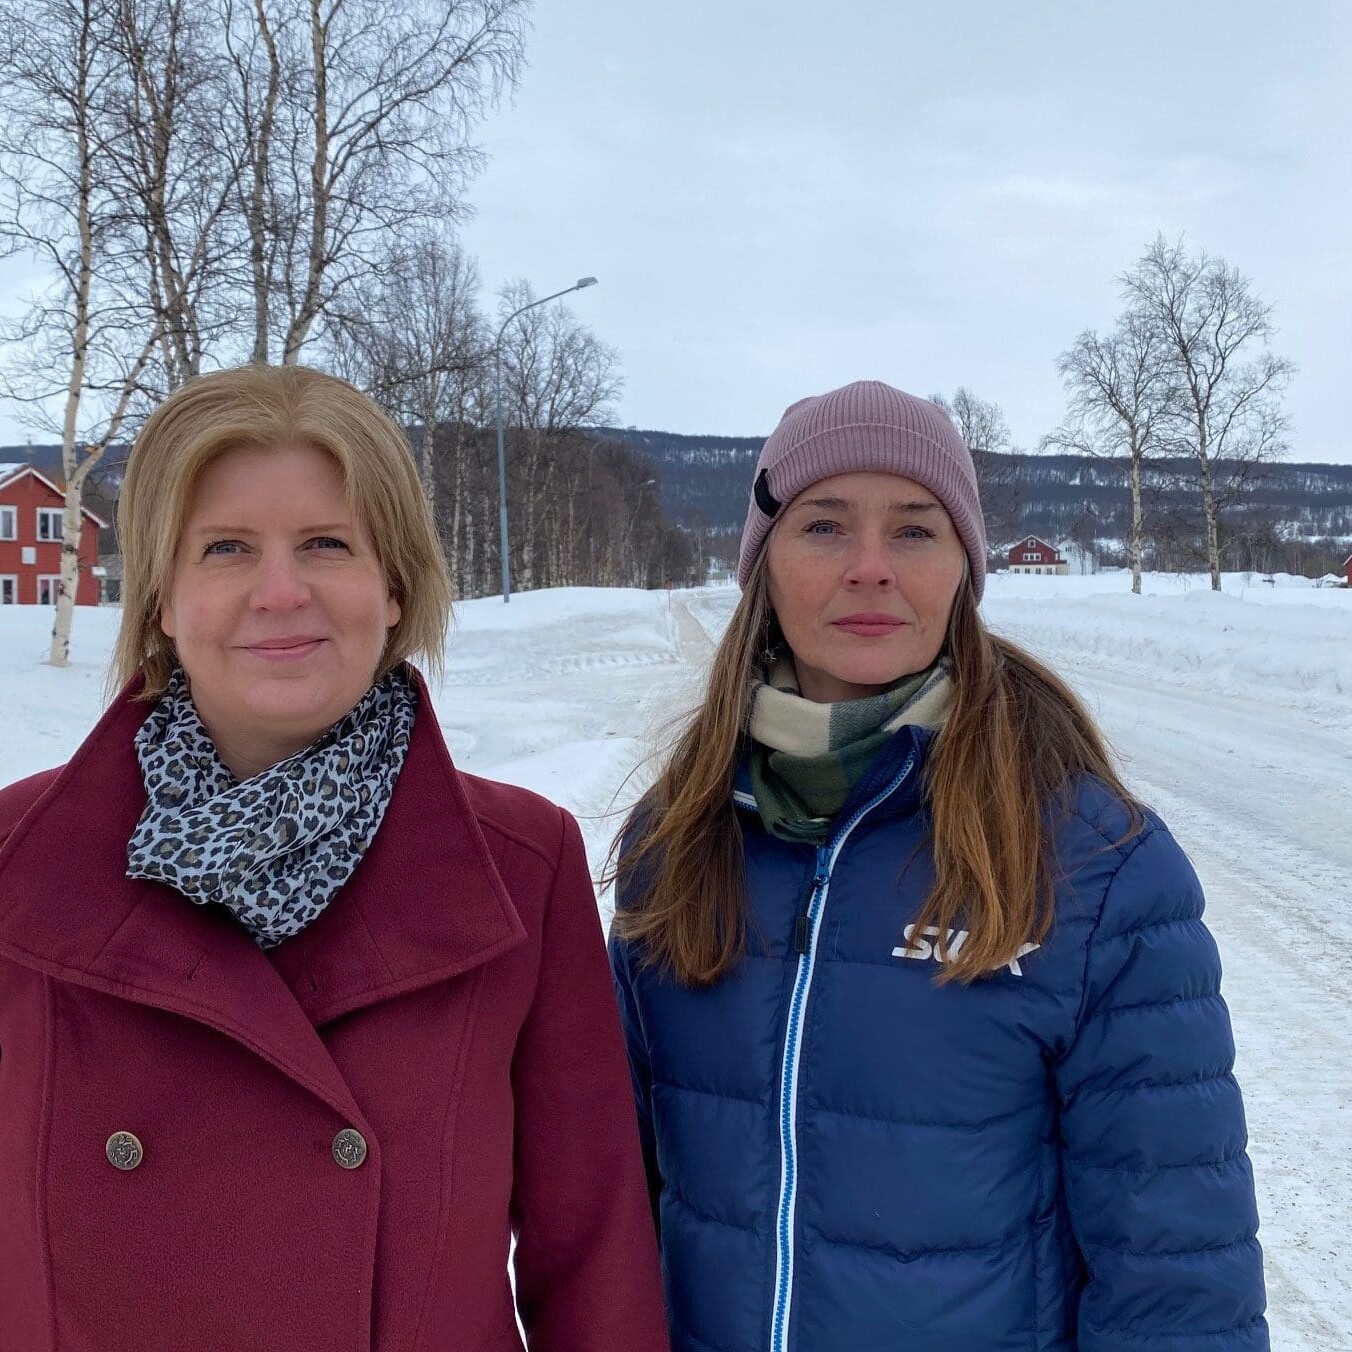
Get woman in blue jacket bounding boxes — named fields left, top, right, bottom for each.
left=609, top=380, right=1267, bottom=1352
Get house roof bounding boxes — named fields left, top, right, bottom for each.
left=1011, top=535, right=1060, bottom=553
left=0, top=463, right=109, bottom=529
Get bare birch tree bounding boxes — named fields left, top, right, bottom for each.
left=1122, top=235, right=1294, bottom=590
left=1048, top=312, right=1172, bottom=594
left=103, top=0, right=240, bottom=389
left=329, top=230, right=486, bottom=536
left=220, top=0, right=526, bottom=365
left=0, top=0, right=162, bottom=666
left=218, top=0, right=291, bottom=363
left=496, top=280, right=622, bottom=591
left=929, top=386, right=1024, bottom=545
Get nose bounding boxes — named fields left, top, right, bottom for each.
left=842, top=532, right=897, bottom=589
left=249, top=548, right=311, bottom=612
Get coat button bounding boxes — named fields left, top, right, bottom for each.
left=106, top=1131, right=144, bottom=1171
left=332, top=1128, right=367, bottom=1169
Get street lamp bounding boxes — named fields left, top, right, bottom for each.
left=494, top=276, right=599, bottom=602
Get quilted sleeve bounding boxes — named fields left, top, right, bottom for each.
left=608, top=930, right=663, bottom=1234
left=1054, top=824, right=1269, bottom=1352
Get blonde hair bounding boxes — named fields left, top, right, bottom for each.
left=610, top=558, right=1143, bottom=986
left=113, top=364, right=452, bottom=698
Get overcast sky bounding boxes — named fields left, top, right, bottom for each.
left=2, top=0, right=1348, bottom=462
left=458, top=0, right=1351, bottom=462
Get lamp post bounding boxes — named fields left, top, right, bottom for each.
left=494, top=276, right=598, bottom=602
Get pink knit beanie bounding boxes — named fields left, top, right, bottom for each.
left=736, top=380, right=987, bottom=600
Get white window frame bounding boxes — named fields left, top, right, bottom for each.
left=0, top=505, right=15, bottom=540
left=37, top=506, right=64, bottom=541
left=0, top=574, right=17, bottom=604
left=37, top=573, right=62, bottom=606
left=1022, top=551, right=1038, bottom=562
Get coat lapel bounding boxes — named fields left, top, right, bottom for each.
left=265, top=674, right=529, bottom=1027
left=0, top=675, right=526, bottom=1111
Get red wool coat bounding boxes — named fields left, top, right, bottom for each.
left=0, top=681, right=669, bottom=1352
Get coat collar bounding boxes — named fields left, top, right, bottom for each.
left=0, top=672, right=526, bottom=1116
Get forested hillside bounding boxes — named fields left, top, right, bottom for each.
left=593, top=428, right=1352, bottom=574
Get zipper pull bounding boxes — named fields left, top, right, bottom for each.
left=791, top=849, right=832, bottom=955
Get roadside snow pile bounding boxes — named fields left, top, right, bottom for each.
left=983, top=571, right=1350, bottom=719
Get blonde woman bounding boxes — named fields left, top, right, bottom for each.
left=610, top=381, right=1266, bottom=1351
left=0, top=365, right=668, bottom=1352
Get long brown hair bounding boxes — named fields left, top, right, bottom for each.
left=609, top=557, right=1142, bottom=986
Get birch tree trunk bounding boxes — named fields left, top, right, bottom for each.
left=246, top=0, right=282, bottom=362
left=1128, top=435, right=1145, bottom=596
left=1196, top=428, right=1222, bottom=591
left=49, top=464, right=94, bottom=666
left=46, top=2, right=96, bottom=667
left=49, top=343, right=155, bottom=665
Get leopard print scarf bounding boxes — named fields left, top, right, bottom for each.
left=127, top=665, right=417, bottom=949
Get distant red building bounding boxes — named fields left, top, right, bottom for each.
left=1344, top=553, right=1352, bottom=587
left=1006, top=535, right=1067, bottom=576
left=0, top=463, right=106, bottom=606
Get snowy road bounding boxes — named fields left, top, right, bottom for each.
left=2, top=576, right=1349, bottom=1346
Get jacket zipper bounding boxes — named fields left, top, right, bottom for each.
left=768, top=750, right=917, bottom=1352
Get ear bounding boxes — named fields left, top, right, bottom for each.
left=159, top=594, right=177, bottom=640
left=385, top=591, right=401, bottom=629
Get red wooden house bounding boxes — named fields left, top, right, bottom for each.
left=0, top=463, right=106, bottom=606
left=1006, top=535, right=1067, bottom=576
left=1344, top=554, right=1351, bottom=587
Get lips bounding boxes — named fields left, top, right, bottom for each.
left=831, top=613, right=906, bottom=637
left=243, top=637, right=327, bottom=660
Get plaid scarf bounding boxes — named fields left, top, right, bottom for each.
left=746, top=655, right=952, bottom=843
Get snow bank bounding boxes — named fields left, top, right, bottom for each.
left=983, top=571, right=1351, bottom=718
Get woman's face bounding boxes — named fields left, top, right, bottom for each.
left=765, top=471, right=967, bottom=703
left=160, top=443, right=401, bottom=779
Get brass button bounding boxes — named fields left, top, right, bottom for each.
left=106, top=1131, right=144, bottom=1171
left=332, top=1128, right=367, bottom=1169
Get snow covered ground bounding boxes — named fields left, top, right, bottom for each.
left=2, top=570, right=1350, bottom=1347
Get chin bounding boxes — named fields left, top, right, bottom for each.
left=835, top=653, right=928, bottom=688
left=240, top=677, right=347, bottom=732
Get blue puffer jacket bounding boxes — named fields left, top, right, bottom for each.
left=610, top=725, right=1268, bottom=1352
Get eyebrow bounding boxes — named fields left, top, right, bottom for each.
left=188, top=521, right=354, bottom=535
left=792, top=497, right=941, bottom=514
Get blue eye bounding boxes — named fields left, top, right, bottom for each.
left=203, top=539, right=244, bottom=556
left=900, top=526, right=936, bottom=540
left=804, top=520, right=839, bottom=535
left=308, top=536, right=349, bottom=550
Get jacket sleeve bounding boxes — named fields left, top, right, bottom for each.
left=1054, top=824, right=1269, bottom=1352
left=509, top=809, right=670, bottom=1352
left=608, top=928, right=663, bottom=1233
